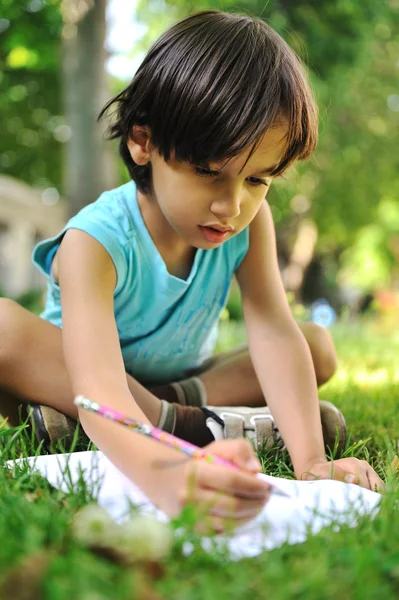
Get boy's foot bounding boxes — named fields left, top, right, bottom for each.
left=204, top=406, right=280, bottom=450
left=29, top=405, right=91, bottom=451
left=319, top=400, right=347, bottom=456
left=28, top=399, right=346, bottom=457
left=205, top=400, right=347, bottom=456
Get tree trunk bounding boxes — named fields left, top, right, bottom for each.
left=282, top=218, right=318, bottom=301
left=62, top=0, right=117, bottom=217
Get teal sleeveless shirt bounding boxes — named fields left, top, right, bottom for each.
left=33, top=181, right=249, bottom=385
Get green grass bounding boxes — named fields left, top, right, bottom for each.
left=1, top=319, right=399, bottom=599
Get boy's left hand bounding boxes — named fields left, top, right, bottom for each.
left=297, top=457, right=385, bottom=492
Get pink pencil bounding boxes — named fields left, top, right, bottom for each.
left=74, top=395, right=290, bottom=498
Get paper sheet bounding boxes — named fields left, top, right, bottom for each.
left=10, top=451, right=382, bottom=560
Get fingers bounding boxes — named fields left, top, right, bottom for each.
left=191, top=460, right=271, bottom=500
left=368, top=471, right=386, bottom=492
left=206, top=439, right=262, bottom=473
left=180, top=487, right=268, bottom=520
left=176, top=457, right=270, bottom=531
left=363, top=461, right=385, bottom=492
left=170, top=440, right=270, bottom=532
left=179, top=487, right=267, bottom=535
left=300, top=458, right=386, bottom=493
left=343, top=461, right=385, bottom=492
left=333, top=459, right=385, bottom=492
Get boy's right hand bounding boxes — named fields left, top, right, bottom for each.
left=154, top=439, right=271, bottom=533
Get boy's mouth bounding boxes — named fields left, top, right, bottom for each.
left=199, top=225, right=232, bottom=243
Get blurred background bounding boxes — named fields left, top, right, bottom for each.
left=0, top=0, right=398, bottom=327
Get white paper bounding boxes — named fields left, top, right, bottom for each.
left=9, top=451, right=382, bottom=560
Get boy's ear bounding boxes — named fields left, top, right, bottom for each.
left=127, top=126, right=152, bottom=165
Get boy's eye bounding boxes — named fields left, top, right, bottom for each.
left=193, top=166, right=269, bottom=187
left=247, top=177, right=269, bottom=187
left=193, top=166, right=219, bottom=178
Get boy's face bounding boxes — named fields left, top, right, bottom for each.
left=128, top=124, right=288, bottom=250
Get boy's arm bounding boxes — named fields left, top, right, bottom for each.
left=58, top=229, right=175, bottom=496
left=236, top=202, right=326, bottom=476
left=58, top=228, right=270, bottom=521
left=236, top=203, right=383, bottom=490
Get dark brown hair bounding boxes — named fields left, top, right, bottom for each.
left=99, top=10, right=318, bottom=194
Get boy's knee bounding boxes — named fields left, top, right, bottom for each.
left=302, top=323, right=337, bottom=385
left=0, top=298, right=25, bottom=366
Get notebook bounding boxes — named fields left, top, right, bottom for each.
left=10, top=450, right=381, bottom=560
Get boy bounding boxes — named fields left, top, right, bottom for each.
left=0, top=11, right=383, bottom=529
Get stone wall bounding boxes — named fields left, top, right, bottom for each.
left=0, top=175, right=67, bottom=296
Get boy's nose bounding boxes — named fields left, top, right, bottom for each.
left=210, top=193, right=241, bottom=219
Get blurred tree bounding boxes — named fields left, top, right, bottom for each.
left=1, top=0, right=117, bottom=216
left=61, top=0, right=117, bottom=216
left=0, top=0, right=63, bottom=191
left=136, top=0, right=388, bottom=77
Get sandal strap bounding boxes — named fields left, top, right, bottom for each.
left=217, top=410, right=276, bottom=449
left=223, top=414, right=245, bottom=439
left=251, top=415, right=275, bottom=449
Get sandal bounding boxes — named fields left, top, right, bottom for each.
left=28, top=399, right=347, bottom=457
left=319, top=400, right=347, bottom=456
left=28, top=404, right=91, bottom=451
left=205, top=400, right=347, bottom=457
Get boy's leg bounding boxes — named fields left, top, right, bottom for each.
left=0, top=299, right=340, bottom=450
left=200, top=322, right=337, bottom=407
left=0, top=299, right=163, bottom=428
left=0, top=299, right=215, bottom=447
left=149, top=322, right=345, bottom=454
left=150, top=323, right=337, bottom=408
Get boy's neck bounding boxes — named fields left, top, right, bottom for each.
left=137, top=189, right=196, bottom=280
left=137, top=189, right=184, bottom=249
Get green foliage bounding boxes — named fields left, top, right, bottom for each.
left=0, top=0, right=63, bottom=189
left=225, top=281, right=243, bottom=321
left=0, top=288, right=44, bottom=314
left=14, top=288, right=45, bottom=314
left=139, top=0, right=388, bottom=76
left=339, top=197, right=399, bottom=291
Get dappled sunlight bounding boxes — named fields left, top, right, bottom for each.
left=327, top=365, right=398, bottom=392
left=353, top=368, right=390, bottom=388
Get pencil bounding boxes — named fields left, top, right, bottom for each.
left=74, top=395, right=290, bottom=498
